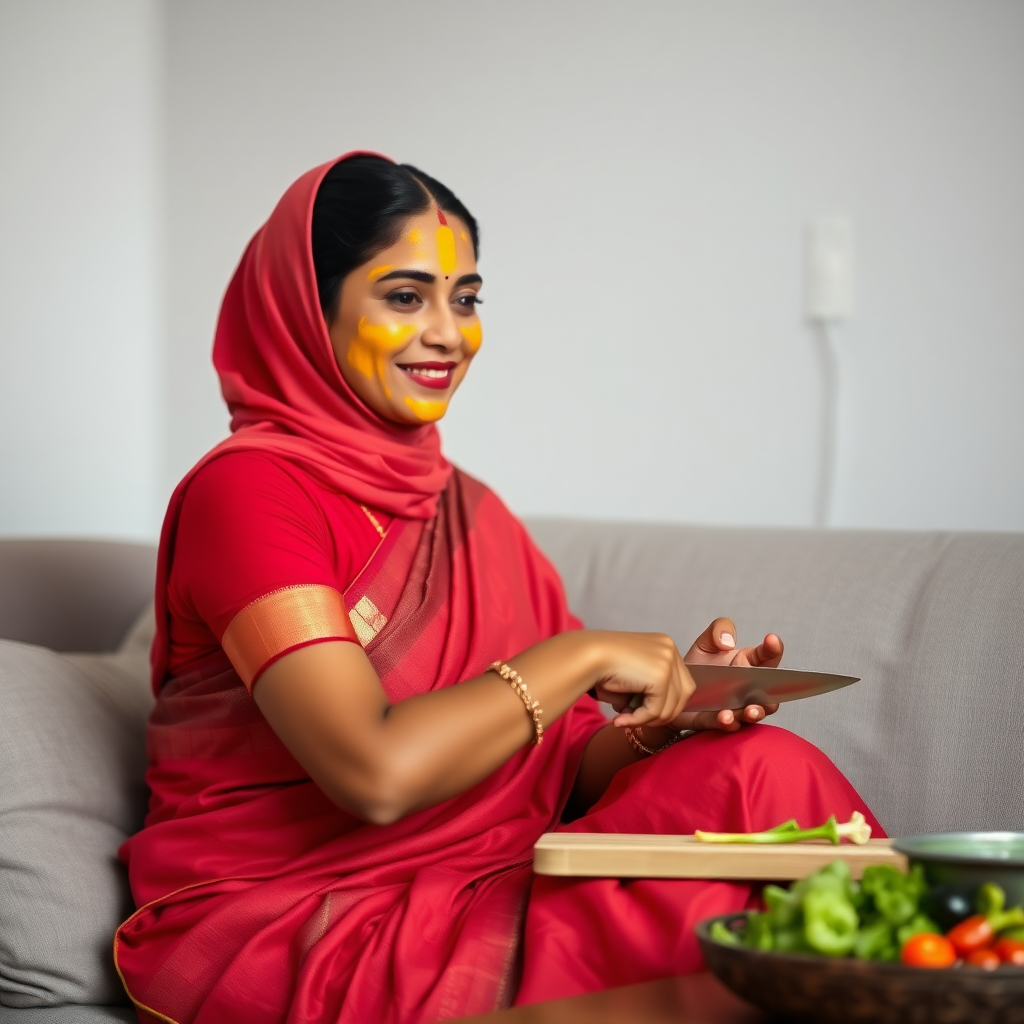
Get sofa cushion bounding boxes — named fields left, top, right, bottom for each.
left=0, top=1006, right=136, bottom=1023
left=0, top=609, right=153, bottom=1008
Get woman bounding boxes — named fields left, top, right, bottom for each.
left=115, top=153, right=881, bottom=1024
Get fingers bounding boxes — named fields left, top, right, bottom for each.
left=612, top=707, right=657, bottom=729
left=611, top=644, right=693, bottom=729
left=699, top=710, right=735, bottom=731
left=747, top=633, right=784, bottom=667
left=689, top=617, right=737, bottom=658
left=594, top=687, right=634, bottom=714
left=669, top=702, right=774, bottom=733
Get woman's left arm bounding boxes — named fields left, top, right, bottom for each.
left=569, top=617, right=783, bottom=813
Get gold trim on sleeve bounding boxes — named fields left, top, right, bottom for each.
left=221, top=584, right=356, bottom=690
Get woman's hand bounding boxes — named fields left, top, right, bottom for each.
left=588, top=632, right=696, bottom=731
left=671, top=616, right=783, bottom=733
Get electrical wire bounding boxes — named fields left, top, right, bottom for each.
left=814, top=321, right=841, bottom=528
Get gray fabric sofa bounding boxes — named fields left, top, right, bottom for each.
left=1, top=524, right=1022, bottom=1023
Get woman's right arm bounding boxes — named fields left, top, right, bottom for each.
left=253, top=629, right=693, bottom=825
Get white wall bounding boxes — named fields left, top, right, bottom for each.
left=2, top=2, right=1022, bottom=539
left=163, top=0, right=1024, bottom=532
left=0, top=0, right=163, bottom=540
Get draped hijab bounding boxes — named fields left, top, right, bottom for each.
left=150, top=152, right=452, bottom=691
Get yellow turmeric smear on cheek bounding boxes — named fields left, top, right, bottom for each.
left=404, top=397, right=448, bottom=422
left=459, top=322, right=483, bottom=354
left=348, top=317, right=417, bottom=399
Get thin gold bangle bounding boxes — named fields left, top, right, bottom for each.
left=626, top=725, right=682, bottom=757
left=490, top=660, right=544, bottom=745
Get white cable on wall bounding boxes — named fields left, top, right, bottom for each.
left=805, top=217, right=854, bottom=529
left=814, top=321, right=842, bottom=528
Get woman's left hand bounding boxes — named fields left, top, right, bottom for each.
left=668, top=617, right=783, bottom=733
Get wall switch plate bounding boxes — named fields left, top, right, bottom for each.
left=805, top=217, right=854, bottom=321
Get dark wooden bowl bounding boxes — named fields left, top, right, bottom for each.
left=696, top=914, right=1024, bottom=1024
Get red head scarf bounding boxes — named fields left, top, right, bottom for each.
left=209, top=151, right=451, bottom=517
left=150, top=153, right=452, bottom=689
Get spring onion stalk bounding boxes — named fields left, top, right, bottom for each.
left=695, top=811, right=872, bottom=846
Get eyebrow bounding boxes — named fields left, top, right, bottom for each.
left=375, top=270, right=483, bottom=288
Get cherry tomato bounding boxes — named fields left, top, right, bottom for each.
left=993, top=937, right=1024, bottom=966
left=901, top=932, right=957, bottom=968
left=966, top=947, right=1000, bottom=971
left=946, top=914, right=993, bottom=957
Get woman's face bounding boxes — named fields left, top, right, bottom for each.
left=328, top=208, right=482, bottom=426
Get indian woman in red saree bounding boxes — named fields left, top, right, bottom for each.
left=114, top=154, right=883, bottom=1024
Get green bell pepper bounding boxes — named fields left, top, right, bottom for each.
left=803, top=888, right=859, bottom=957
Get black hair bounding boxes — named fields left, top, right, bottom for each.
left=310, top=155, right=480, bottom=322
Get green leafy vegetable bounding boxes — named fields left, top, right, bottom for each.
left=860, top=863, right=926, bottom=927
left=853, top=917, right=898, bottom=962
left=709, top=919, right=742, bottom=946
left=895, top=913, right=941, bottom=946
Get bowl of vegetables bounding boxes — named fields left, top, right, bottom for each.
left=696, top=858, right=1024, bottom=1024
left=893, top=831, right=1024, bottom=911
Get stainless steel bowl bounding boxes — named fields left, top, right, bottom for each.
left=892, top=831, right=1024, bottom=908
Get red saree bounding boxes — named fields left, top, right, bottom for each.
left=117, top=469, right=610, bottom=1023
left=116, top=153, right=884, bottom=1022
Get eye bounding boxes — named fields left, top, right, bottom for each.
left=454, top=294, right=483, bottom=311
left=387, top=289, right=422, bottom=309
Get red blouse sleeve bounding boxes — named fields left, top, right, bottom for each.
left=167, top=452, right=374, bottom=689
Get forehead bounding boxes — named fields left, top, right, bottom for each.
left=377, top=209, right=476, bottom=266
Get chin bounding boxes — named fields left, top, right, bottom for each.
left=405, top=400, right=448, bottom=424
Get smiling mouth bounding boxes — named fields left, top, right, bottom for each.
left=397, top=361, right=458, bottom=390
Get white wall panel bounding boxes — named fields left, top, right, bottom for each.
left=162, top=1, right=1024, bottom=532
left=0, top=0, right=163, bottom=539
left=2, top=2, right=1021, bottom=537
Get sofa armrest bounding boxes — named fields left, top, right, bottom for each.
left=0, top=539, right=156, bottom=652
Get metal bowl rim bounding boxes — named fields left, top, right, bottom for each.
left=892, top=831, right=1024, bottom=867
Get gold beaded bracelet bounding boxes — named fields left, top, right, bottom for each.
left=490, top=660, right=544, bottom=744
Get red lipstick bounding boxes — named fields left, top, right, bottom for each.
left=398, top=361, right=458, bottom=390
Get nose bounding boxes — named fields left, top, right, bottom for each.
left=420, top=303, right=462, bottom=353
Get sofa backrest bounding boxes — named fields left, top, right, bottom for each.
left=526, top=519, right=1024, bottom=839
left=2, top=527, right=1021, bottom=841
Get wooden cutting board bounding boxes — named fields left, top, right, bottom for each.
left=533, top=834, right=904, bottom=881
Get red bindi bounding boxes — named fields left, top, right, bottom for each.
left=436, top=208, right=448, bottom=226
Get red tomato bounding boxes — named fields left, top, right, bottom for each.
left=946, top=915, right=994, bottom=957
left=966, top=947, right=1000, bottom=971
left=994, top=938, right=1024, bottom=966
left=901, top=933, right=957, bottom=968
